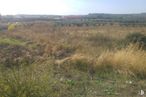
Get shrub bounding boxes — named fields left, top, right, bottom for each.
left=8, top=23, right=16, bottom=31
left=125, top=32, right=146, bottom=47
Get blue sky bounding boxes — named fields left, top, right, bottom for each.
left=0, top=0, right=146, bottom=15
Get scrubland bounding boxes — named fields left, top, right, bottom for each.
left=0, top=23, right=146, bottom=97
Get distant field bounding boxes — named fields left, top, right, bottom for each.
left=0, top=21, right=146, bottom=97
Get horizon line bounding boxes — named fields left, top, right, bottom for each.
left=1, top=12, right=146, bottom=16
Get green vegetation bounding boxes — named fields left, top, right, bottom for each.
left=8, top=23, right=16, bottom=31
left=125, top=32, right=146, bottom=47
left=0, top=23, right=146, bottom=97
left=0, top=37, right=25, bottom=46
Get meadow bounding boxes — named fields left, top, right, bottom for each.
left=0, top=22, right=146, bottom=97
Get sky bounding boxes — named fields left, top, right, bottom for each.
left=0, top=0, right=146, bottom=15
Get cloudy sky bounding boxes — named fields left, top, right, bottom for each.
left=0, top=0, right=146, bottom=15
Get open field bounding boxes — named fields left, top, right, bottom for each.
left=0, top=22, right=146, bottom=97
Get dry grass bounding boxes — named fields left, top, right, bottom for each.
left=55, top=53, right=93, bottom=70
left=96, top=44, right=146, bottom=78
left=6, top=24, right=146, bottom=78
left=1, top=22, right=146, bottom=96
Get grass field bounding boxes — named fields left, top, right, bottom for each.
left=0, top=23, right=146, bottom=97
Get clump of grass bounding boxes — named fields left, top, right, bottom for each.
left=96, top=44, right=146, bottom=79
left=55, top=54, right=94, bottom=71
left=52, top=44, right=76, bottom=59
left=69, top=54, right=94, bottom=72
left=0, top=63, right=57, bottom=97
left=55, top=53, right=96, bottom=80
left=0, top=37, right=25, bottom=46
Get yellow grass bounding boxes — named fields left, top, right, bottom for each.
left=5, top=23, right=146, bottom=78
left=96, top=44, right=146, bottom=78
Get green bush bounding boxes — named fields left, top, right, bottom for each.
left=8, top=23, right=16, bottom=31
left=125, top=32, right=146, bottom=47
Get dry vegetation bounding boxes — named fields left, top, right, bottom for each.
left=0, top=22, right=146, bottom=97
